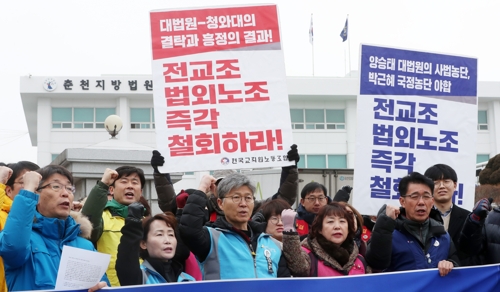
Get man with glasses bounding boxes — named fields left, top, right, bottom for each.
left=151, top=144, right=300, bottom=224
left=0, top=165, right=107, bottom=291
left=180, top=173, right=290, bottom=279
left=424, top=164, right=473, bottom=265
left=295, top=182, right=330, bottom=240
left=365, top=172, right=459, bottom=275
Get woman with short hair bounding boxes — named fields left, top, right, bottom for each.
left=281, top=202, right=371, bottom=277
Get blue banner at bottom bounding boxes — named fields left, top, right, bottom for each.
left=65, top=264, right=500, bottom=292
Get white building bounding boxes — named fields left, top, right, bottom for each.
left=20, top=75, right=499, bottom=202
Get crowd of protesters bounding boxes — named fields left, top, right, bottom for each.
left=1, top=147, right=500, bottom=291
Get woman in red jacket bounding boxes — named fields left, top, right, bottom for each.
left=281, top=202, right=371, bottom=277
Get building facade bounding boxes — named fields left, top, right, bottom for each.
left=20, top=75, right=500, bottom=201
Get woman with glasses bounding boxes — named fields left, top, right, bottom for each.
left=260, top=199, right=291, bottom=244
left=281, top=202, right=370, bottom=277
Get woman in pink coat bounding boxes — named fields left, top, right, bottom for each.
left=281, top=202, right=371, bottom=277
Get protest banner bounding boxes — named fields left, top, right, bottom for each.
left=353, top=44, right=478, bottom=215
left=150, top=5, right=294, bottom=173
left=59, top=264, right=500, bottom=292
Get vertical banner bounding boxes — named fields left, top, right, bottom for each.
left=353, top=44, right=478, bottom=215
left=150, top=5, right=294, bottom=173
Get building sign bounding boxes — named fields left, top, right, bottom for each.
left=353, top=44, right=478, bottom=215
left=39, top=77, right=154, bottom=92
left=150, top=4, right=294, bottom=173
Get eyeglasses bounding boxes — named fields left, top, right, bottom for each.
left=305, top=196, right=326, bottom=203
left=434, top=179, right=454, bottom=188
left=38, top=182, right=75, bottom=194
left=404, top=194, right=433, bottom=201
left=224, top=195, right=254, bottom=204
left=269, top=216, right=282, bottom=225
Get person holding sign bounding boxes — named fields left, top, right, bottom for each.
left=365, top=172, right=459, bottom=275
left=152, top=145, right=300, bottom=224
left=281, top=203, right=370, bottom=277
left=116, top=204, right=195, bottom=285
left=0, top=165, right=108, bottom=291
left=179, top=173, right=290, bottom=279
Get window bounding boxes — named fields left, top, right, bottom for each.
left=52, top=108, right=116, bottom=129
left=297, top=154, right=306, bottom=168
left=478, top=110, right=488, bottom=130
left=328, top=155, right=347, bottom=168
left=477, top=154, right=489, bottom=164
left=51, top=154, right=59, bottom=161
left=308, top=155, right=327, bottom=168
left=290, top=109, right=345, bottom=130
left=300, top=154, right=348, bottom=168
left=131, top=108, right=155, bottom=129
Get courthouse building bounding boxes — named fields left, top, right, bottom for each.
left=19, top=74, right=499, bottom=210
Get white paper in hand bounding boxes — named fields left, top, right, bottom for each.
left=55, top=245, right=110, bottom=290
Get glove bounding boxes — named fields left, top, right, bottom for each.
left=176, top=190, right=190, bottom=209
left=341, top=185, right=353, bottom=194
left=471, top=198, right=492, bottom=222
left=151, top=150, right=165, bottom=173
left=127, top=202, right=145, bottom=222
left=286, top=144, right=300, bottom=165
left=281, top=209, right=297, bottom=232
left=252, top=210, right=266, bottom=223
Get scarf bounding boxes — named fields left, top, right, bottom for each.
left=105, top=199, right=128, bottom=218
left=297, top=204, right=316, bottom=226
left=315, top=234, right=354, bottom=267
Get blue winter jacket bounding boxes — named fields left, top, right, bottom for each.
left=0, top=190, right=107, bottom=291
left=140, top=260, right=195, bottom=284
left=366, top=205, right=460, bottom=272
left=180, top=190, right=291, bottom=280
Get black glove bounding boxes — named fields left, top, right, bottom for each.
left=127, top=202, right=145, bottom=223
left=252, top=210, right=266, bottom=223
left=286, top=144, right=300, bottom=165
left=470, top=198, right=492, bottom=222
left=151, top=150, right=165, bottom=173
left=341, top=185, right=353, bottom=194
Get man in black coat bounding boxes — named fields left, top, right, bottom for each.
left=424, top=164, right=473, bottom=265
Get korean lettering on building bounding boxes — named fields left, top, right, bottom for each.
left=62, top=79, right=153, bottom=91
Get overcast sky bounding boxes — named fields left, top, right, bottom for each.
left=1, top=0, right=499, bottom=164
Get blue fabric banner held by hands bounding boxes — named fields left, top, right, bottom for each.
left=62, top=264, right=500, bottom=292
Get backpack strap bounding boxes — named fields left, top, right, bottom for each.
left=308, top=251, right=318, bottom=277
left=356, top=254, right=368, bottom=272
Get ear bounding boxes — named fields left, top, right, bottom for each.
left=453, top=181, right=457, bottom=190
left=5, top=186, right=13, bottom=199
left=140, top=240, right=147, bottom=250
left=300, top=198, right=305, bottom=205
left=109, top=186, right=115, bottom=195
left=217, top=198, right=224, bottom=211
left=399, top=197, right=406, bottom=208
